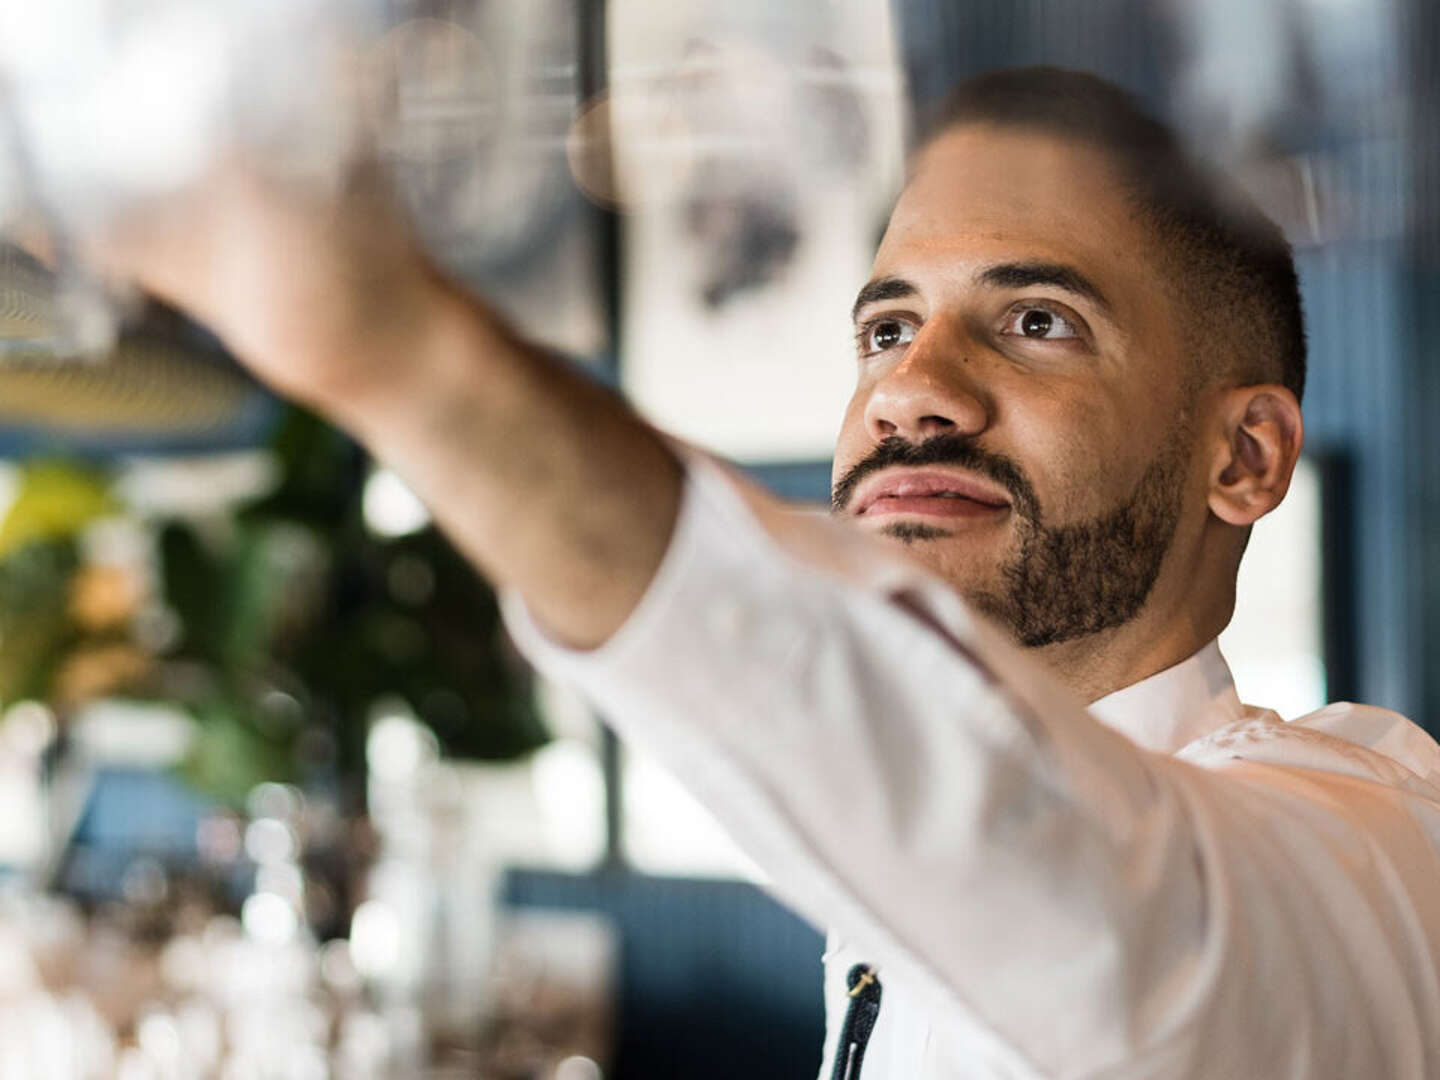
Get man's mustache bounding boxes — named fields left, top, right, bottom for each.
left=831, top=435, right=1039, bottom=521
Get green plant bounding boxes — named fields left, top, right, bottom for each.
left=0, top=410, right=548, bottom=806
left=0, top=460, right=130, bottom=708
left=158, top=408, right=547, bottom=803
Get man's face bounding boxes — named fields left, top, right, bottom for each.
left=832, top=124, right=1199, bottom=647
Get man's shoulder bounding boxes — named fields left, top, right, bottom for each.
left=1176, top=701, right=1440, bottom=801
left=1290, top=702, right=1440, bottom=790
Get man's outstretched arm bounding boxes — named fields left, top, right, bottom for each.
left=86, top=169, right=681, bottom=649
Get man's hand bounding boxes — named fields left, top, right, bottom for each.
left=80, top=163, right=435, bottom=408
left=78, top=161, right=683, bottom=648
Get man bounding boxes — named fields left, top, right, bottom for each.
left=78, top=67, right=1440, bottom=1077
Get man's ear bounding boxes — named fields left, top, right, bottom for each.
left=1207, top=385, right=1304, bottom=527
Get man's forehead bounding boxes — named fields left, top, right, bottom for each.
left=899, top=124, right=1134, bottom=219
left=875, top=124, right=1149, bottom=285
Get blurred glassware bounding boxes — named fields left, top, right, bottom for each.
left=0, top=0, right=371, bottom=360
left=0, top=0, right=606, bottom=369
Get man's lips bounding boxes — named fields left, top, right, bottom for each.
left=852, top=468, right=1012, bottom=519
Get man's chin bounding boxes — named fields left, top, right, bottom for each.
left=869, top=523, right=1013, bottom=592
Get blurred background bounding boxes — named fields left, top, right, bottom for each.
left=0, top=0, right=1434, bottom=1077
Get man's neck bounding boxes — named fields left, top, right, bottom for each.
left=1030, top=613, right=1218, bottom=705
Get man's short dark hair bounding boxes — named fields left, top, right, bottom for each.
left=921, top=67, right=1306, bottom=403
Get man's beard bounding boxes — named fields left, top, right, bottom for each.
left=831, top=431, right=1187, bottom=648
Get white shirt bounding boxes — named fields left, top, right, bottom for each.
left=503, top=453, right=1440, bottom=1079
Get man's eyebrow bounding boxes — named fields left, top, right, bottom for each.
left=850, top=276, right=918, bottom=323
left=975, top=261, right=1113, bottom=314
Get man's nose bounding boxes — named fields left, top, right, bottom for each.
left=862, top=325, right=991, bottom=443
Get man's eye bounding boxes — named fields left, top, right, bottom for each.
left=859, top=319, right=916, bottom=355
left=1002, top=306, right=1079, bottom=340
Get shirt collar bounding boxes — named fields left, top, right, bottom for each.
left=1088, top=640, right=1245, bottom=753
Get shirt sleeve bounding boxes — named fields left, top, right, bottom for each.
left=501, top=452, right=1440, bottom=1079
